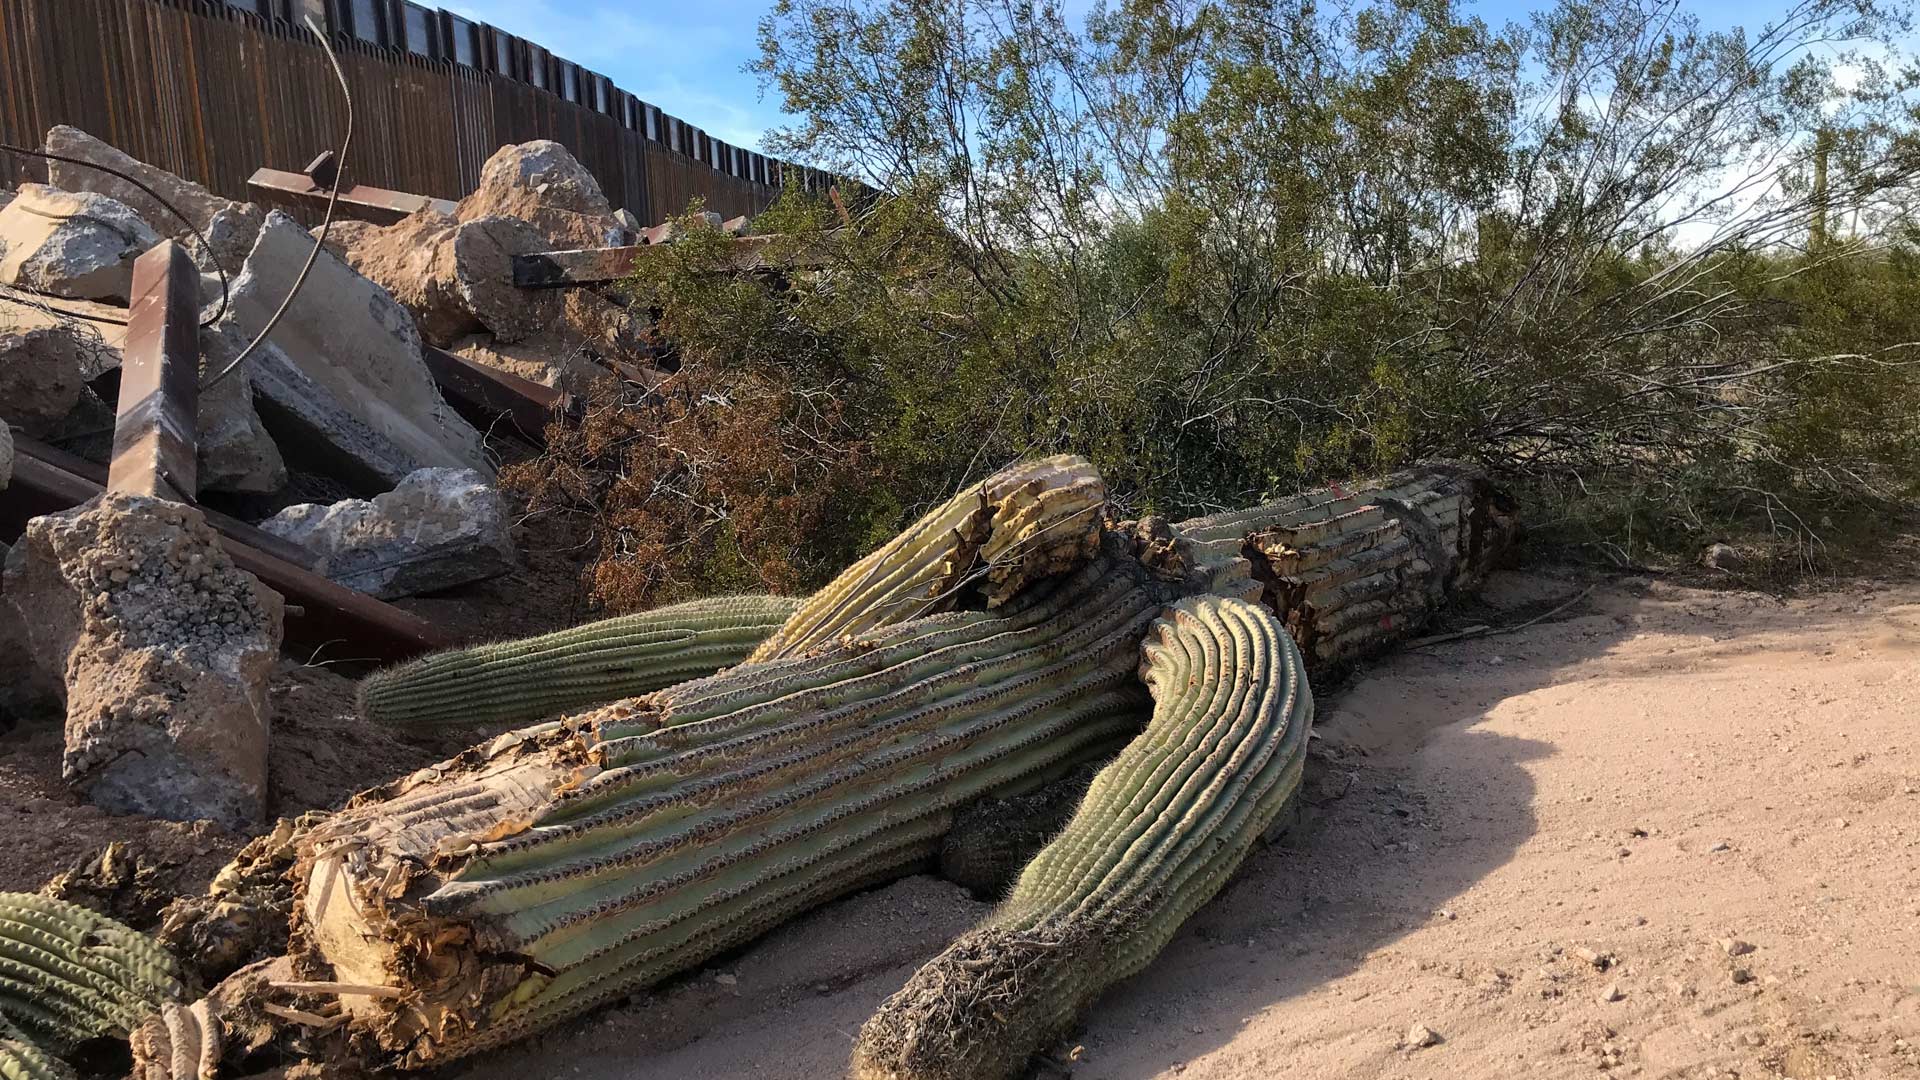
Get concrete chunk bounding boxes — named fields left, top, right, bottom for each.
left=261, top=467, right=516, bottom=599
left=0, top=325, right=90, bottom=435
left=458, top=141, right=623, bottom=249
left=46, top=125, right=265, bottom=272
left=0, top=184, right=162, bottom=303
left=210, top=212, right=492, bottom=490
left=3, top=494, right=282, bottom=827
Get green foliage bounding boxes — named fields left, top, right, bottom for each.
left=540, top=0, right=1920, bottom=590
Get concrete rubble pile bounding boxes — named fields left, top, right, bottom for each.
left=0, top=128, right=679, bottom=834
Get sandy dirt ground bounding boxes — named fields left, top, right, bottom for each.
left=450, top=569, right=1920, bottom=1080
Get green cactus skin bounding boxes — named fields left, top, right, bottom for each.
left=850, top=595, right=1312, bottom=1080
left=356, top=595, right=804, bottom=728
left=0, top=893, right=185, bottom=1058
left=0, top=1018, right=76, bottom=1080
left=297, top=544, right=1175, bottom=1067
left=746, top=455, right=1105, bottom=663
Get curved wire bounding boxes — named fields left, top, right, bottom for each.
left=0, top=144, right=230, bottom=328
left=200, top=13, right=352, bottom=391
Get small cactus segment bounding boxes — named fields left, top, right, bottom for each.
left=0, top=893, right=186, bottom=1057
left=1175, top=466, right=1515, bottom=667
left=356, top=594, right=803, bottom=727
left=851, top=595, right=1313, bottom=1080
left=746, top=455, right=1105, bottom=662
left=295, top=547, right=1172, bottom=1067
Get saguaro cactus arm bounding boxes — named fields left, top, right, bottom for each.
left=851, top=595, right=1313, bottom=1080
left=356, top=594, right=803, bottom=727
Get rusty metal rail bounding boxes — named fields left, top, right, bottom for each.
left=108, top=240, right=201, bottom=501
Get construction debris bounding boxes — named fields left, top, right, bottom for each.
left=206, top=211, right=493, bottom=489
left=108, top=240, right=200, bottom=502
left=247, top=165, right=457, bottom=226
left=3, top=493, right=280, bottom=828
left=261, top=467, right=517, bottom=599
left=48, top=125, right=265, bottom=271
left=0, top=183, right=162, bottom=302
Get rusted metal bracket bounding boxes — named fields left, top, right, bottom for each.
left=5, top=437, right=457, bottom=663
left=108, top=240, right=200, bottom=502
left=421, top=345, right=582, bottom=446
left=510, top=234, right=824, bottom=288
left=247, top=167, right=458, bottom=226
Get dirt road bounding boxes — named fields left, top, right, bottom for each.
left=456, top=569, right=1920, bottom=1080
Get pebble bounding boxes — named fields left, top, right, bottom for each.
left=1707, top=840, right=1732, bottom=853
left=1717, top=938, right=1754, bottom=957
left=1406, top=1023, right=1441, bottom=1049
left=714, top=972, right=737, bottom=986
left=1600, top=982, right=1625, bottom=1003
left=1573, top=946, right=1613, bottom=969
left=1730, top=967, right=1753, bottom=985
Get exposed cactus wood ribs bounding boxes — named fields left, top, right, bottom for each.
left=293, top=543, right=1173, bottom=1067
left=1174, top=465, right=1514, bottom=668
left=745, top=455, right=1105, bottom=663
left=356, top=595, right=804, bottom=728
left=851, top=596, right=1313, bottom=1080
left=0, top=893, right=186, bottom=1058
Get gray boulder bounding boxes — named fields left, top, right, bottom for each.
left=261, top=467, right=516, bottom=598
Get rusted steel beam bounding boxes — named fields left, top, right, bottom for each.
left=511, top=234, right=823, bottom=288
left=420, top=345, right=582, bottom=445
left=246, top=167, right=458, bottom=226
left=108, top=240, right=200, bottom=502
left=5, top=438, right=456, bottom=663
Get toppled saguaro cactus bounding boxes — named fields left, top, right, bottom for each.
left=0, top=1017, right=76, bottom=1080
left=852, top=596, right=1312, bottom=1080
left=0, top=893, right=186, bottom=1066
left=295, top=544, right=1175, bottom=1066
left=357, top=594, right=803, bottom=727
left=746, top=455, right=1105, bottom=662
left=1176, top=466, right=1514, bottom=667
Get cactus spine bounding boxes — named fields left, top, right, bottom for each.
left=0, top=893, right=185, bottom=1062
left=298, top=545, right=1174, bottom=1067
left=357, top=594, right=803, bottom=727
left=851, top=595, right=1313, bottom=1080
left=746, top=456, right=1105, bottom=662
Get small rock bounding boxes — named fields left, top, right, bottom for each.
left=1573, top=946, right=1613, bottom=970
left=1717, top=938, right=1754, bottom=957
left=1600, top=982, right=1624, bottom=1003
left=1707, top=840, right=1732, bottom=853
left=1406, top=1023, right=1440, bottom=1049
left=1730, top=967, right=1753, bottom=985
left=1700, top=542, right=1739, bottom=570
left=713, top=972, right=737, bottom=986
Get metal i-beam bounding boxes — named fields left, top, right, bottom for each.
left=420, top=345, right=583, bottom=445
left=108, top=240, right=199, bottom=502
left=246, top=167, right=458, bottom=226
left=510, top=234, right=825, bottom=288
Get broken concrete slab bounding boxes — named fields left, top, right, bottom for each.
left=451, top=213, right=557, bottom=343
left=4, top=493, right=281, bottom=827
left=46, top=125, right=265, bottom=272
left=448, top=333, right=606, bottom=398
left=208, top=211, right=492, bottom=491
left=0, top=184, right=162, bottom=303
left=458, top=141, right=623, bottom=249
left=261, top=467, right=516, bottom=599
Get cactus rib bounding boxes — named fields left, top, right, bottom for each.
left=746, top=455, right=1105, bottom=662
left=0, top=1016, right=75, bottom=1080
left=850, top=595, right=1313, bottom=1080
left=357, top=594, right=804, bottom=727
left=0, top=894, right=185, bottom=1057
left=296, top=543, right=1173, bottom=1067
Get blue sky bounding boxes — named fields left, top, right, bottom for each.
left=441, top=0, right=1838, bottom=156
